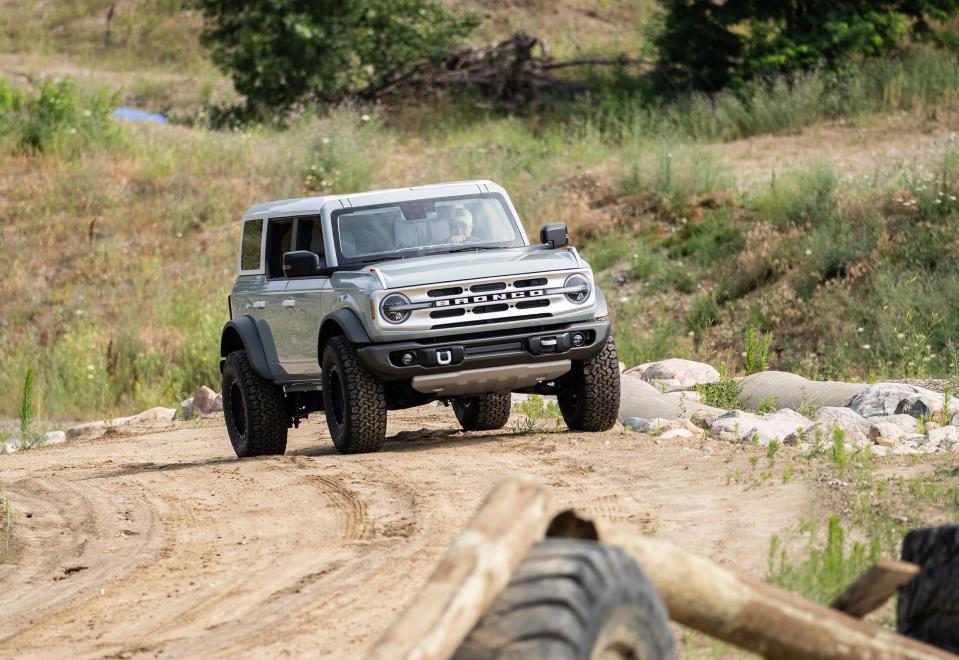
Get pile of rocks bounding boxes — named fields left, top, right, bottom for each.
left=1, top=385, right=224, bottom=455
left=620, top=359, right=959, bottom=456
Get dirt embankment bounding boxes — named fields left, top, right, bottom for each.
left=0, top=406, right=817, bottom=659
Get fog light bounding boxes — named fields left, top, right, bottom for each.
left=401, top=352, right=416, bottom=365
left=571, top=332, right=585, bottom=347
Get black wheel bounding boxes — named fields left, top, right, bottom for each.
left=222, top=350, right=288, bottom=458
left=455, top=538, right=676, bottom=660
left=558, top=336, right=621, bottom=432
left=453, top=392, right=512, bottom=431
left=322, top=335, right=387, bottom=454
left=897, top=524, right=959, bottom=652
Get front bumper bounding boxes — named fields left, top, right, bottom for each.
left=357, top=319, right=610, bottom=381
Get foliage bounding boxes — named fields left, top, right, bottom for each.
left=695, top=363, right=742, bottom=409
left=744, top=327, right=773, bottom=375
left=19, top=369, right=33, bottom=440
left=194, top=0, right=476, bottom=117
left=511, top=395, right=562, bottom=434
left=653, top=0, right=959, bottom=92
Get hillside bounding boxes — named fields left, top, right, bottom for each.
left=2, top=2, right=959, bottom=424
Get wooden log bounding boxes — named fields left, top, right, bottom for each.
left=831, top=559, right=920, bottom=618
left=368, top=477, right=551, bottom=660
left=598, top=524, right=955, bottom=660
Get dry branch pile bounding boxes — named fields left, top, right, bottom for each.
left=365, top=32, right=648, bottom=108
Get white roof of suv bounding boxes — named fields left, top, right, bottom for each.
left=242, top=180, right=510, bottom=221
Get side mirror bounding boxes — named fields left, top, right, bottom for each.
left=282, top=250, right=320, bottom=278
left=540, top=222, right=569, bottom=249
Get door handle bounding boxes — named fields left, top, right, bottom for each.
left=252, top=300, right=267, bottom=309
left=281, top=299, right=296, bottom=307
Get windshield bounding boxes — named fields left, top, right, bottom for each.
left=332, top=193, right=526, bottom=265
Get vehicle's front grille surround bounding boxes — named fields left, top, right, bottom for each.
left=373, top=269, right=594, bottom=333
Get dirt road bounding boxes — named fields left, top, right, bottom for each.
left=0, top=407, right=814, bottom=659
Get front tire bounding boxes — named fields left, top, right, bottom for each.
left=222, top=350, right=288, bottom=458
left=558, top=336, right=621, bottom=432
left=455, top=538, right=676, bottom=659
left=322, top=335, right=387, bottom=454
left=453, top=392, right=512, bottom=431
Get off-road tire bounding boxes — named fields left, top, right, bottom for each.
left=453, top=392, right=512, bottom=431
left=455, top=538, right=676, bottom=659
left=557, top=336, right=620, bottom=432
left=897, top=524, right=959, bottom=652
left=322, top=335, right=387, bottom=454
left=222, top=350, right=288, bottom=458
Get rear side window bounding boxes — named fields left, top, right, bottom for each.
left=240, top=219, right=263, bottom=271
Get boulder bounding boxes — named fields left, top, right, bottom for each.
left=816, top=406, right=866, bottom=425
left=875, top=414, right=924, bottom=435
left=846, top=382, right=958, bottom=419
left=709, top=408, right=812, bottom=446
left=177, top=397, right=195, bottom=420
left=638, top=358, right=720, bottom=391
left=928, top=426, right=959, bottom=451
left=192, top=386, right=221, bottom=415
left=786, top=420, right=869, bottom=448
left=128, top=407, right=177, bottom=424
left=619, top=376, right=725, bottom=423
left=740, top=371, right=866, bottom=411
left=66, top=420, right=107, bottom=440
left=868, top=422, right=907, bottom=445
left=622, top=417, right=652, bottom=432
left=690, top=409, right=722, bottom=430
left=2, top=439, right=19, bottom=454
left=660, top=428, right=695, bottom=440
left=42, top=431, right=66, bottom=446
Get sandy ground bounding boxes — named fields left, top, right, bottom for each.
left=0, top=406, right=815, bottom=659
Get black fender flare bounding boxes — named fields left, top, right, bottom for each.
left=594, top=286, right=609, bottom=319
left=220, top=315, right=273, bottom=380
left=319, top=308, right=373, bottom=354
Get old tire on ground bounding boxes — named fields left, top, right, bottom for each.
left=455, top=538, right=676, bottom=659
left=222, top=350, right=288, bottom=458
left=897, top=524, right=959, bottom=652
left=557, top=337, right=621, bottom=432
left=453, top=392, right=512, bottom=431
left=322, top=335, right=387, bottom=454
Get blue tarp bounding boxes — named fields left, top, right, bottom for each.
left=112, top=107, right=168, bottom=124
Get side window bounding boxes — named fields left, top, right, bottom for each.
left=265, top=219, right=294, bottom=278
left=240, top=219, right=263, bottom=271
left=295, top=217, right=325, bottom=261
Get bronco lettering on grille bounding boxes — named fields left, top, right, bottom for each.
left=434, top=289, right=546, bottom=308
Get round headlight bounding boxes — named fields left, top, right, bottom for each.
left=380, top=293, right=412, bottom=324
left=564, top=273, right=591, bottom=304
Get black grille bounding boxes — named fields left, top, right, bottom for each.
left=470, top=282, right=507, bottom=293
left=514, top=277, right=548, bottom=288
left=431, top=313, right=552, bottom=330
left=428, top=286, right=463, bottom=297
left=516, top=299, right=549, bottom=310
left=473, top=303, right=509, bottom=315
left=430, top=308, right=465, bottom=319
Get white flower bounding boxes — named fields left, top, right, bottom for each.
left=861, top=344, right=871, bottom=350
left=857, top=327, right=864, bottom=333
left=68, top=127, right=77, bottom=134
left=321, top=137, right=330, bottom=144
left=805, top=249, right=812, bottom=256
left=86, top=364, right=95, bottom=371
left=896, top=332, right=905, bottom=339
left=360, top=114, right=371, bottom=122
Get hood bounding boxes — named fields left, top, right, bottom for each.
left=369, top=248, right=583, bottom=289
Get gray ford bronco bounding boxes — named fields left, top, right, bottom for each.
left=219, top=180, right=619, bottom=457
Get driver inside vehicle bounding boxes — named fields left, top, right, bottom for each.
left=449, top=206, right=473, bottom=243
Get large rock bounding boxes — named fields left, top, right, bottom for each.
left=192, top=386, right=221, bottom=415
left=619, top=377, right=725, bottom=422
left=816, top=406, right=866, bottom=425
left=928, top=426, right=959, bottom=450
left=846, top=382, right=959, bottom=419
left=868, top=422, right=907, bottom=445
left=740, top=371, right=866, bottom=411
left=128, top=407, right=177, bottom=424
left=636, top=358, right=720, bottom=391
left=42, top=431, right=66, bottom=446
left=709, top=408, right=812, bottom=446
left=875, top=414, right=924, bottom=435
left=786, top=420, right=869, bottom=449
left=66, top=420, right=107, bottom=440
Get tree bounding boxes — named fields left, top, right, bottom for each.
left=654, top=0, right=959, bottom=92
left=194, top=0, right=476, bottom=117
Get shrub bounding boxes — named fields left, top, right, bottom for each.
left=744, top=327, right=773, bottom=375
left=195, top=0, right=476, bottom=117
left=10, top=78, right=117, bottom=154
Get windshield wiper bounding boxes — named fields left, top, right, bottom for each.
left=426, top=246, right=502, bottom=256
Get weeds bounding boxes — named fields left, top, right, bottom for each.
left=18, top=369, right=33, bottom=440
left=511, top=396, right=563, bottom=434
left=744, top=328, right=773, bottom=375
left=695, top=363, right=742, bottom=409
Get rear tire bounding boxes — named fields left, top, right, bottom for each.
left=322, top=335, right=387, bottom=454
left=453, top=392, right=512, bottom=431
left=455, top=538, right=676, bottom=659
left=897, top=524, right=959, bottom=652
left=558, top=337, right=621, bottom=432
left=222, top=350, right=288, bottom=458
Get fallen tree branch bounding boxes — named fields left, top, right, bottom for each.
left=831, top=559, right=920, bottom=618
